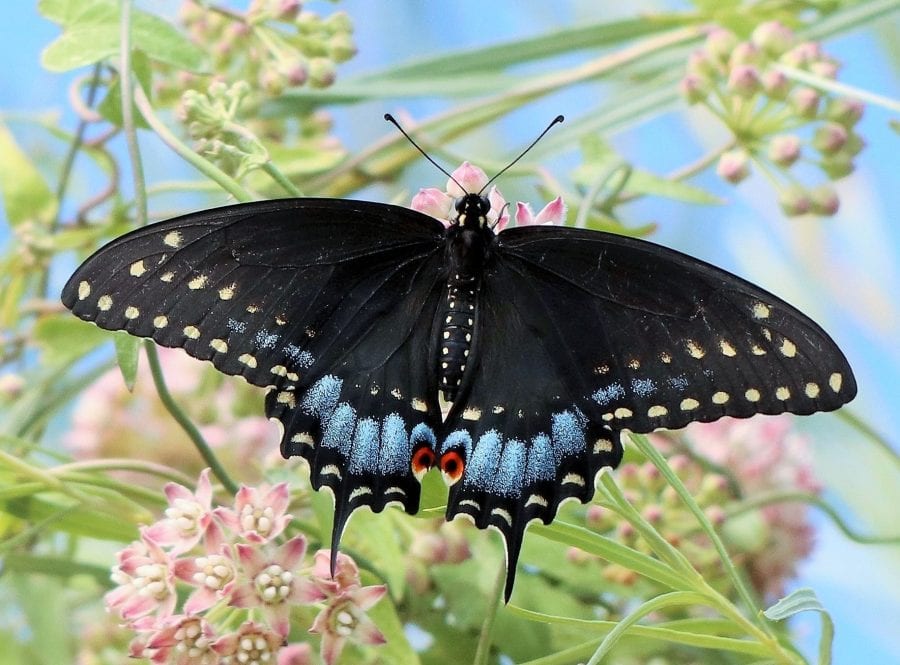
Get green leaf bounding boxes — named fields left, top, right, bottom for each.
left=361, top=575, right=421, bottom=665
left=10, top=572, right=74, bottom=665
left=96, top=49, right=152, bottom=128
left=114, top=332, right=141, bottom=391
left=0, top=121, right=57, bottom=227
left=764, top=588, right=834, bottom=665
left=39, top=0, right=207, bottom=72
left=33, top=314, right=111, bottom=367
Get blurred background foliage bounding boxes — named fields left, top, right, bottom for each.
left=1, top=1, right=899, bottom=663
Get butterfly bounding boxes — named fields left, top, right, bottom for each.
left=62, top=119, right=856, bottom=601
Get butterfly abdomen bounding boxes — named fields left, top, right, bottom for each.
left=438, top=274, right=478, bottom=401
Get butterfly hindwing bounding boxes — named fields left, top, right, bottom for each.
left=62, top=199, right=447, bottom=548
left=440, top=224, right=855, bottom=598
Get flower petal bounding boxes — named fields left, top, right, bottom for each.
left=534, top=196, right=567, bottom=225
left=449, top=161, right=488, bottom=196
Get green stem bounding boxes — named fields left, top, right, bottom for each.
left=775, top=63, right=900, bottom=113
left=726, top=490, right=900, bottom=545
left=473, top=559, right=506, bottom=665
left=119, top=0, right=146, bottom=229
left=143, top=341, right=239, bottom=495
left=262, top=161, right=304, bottom=197
left=837, top=408, right=900, bottom=469
left=131, top=86, right=254, bottom=202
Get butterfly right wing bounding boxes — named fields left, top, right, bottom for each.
left=62, top=199, right=448, bottom=546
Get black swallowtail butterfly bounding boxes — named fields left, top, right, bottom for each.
left=62, top=122, right=855, bottom=600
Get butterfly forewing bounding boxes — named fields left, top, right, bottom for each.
left=62, top=199, right=447, bottom=543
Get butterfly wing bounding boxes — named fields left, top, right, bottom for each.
left=62, top=199, right=448, bottom=551
left=441, top=225, right=855, bottom=599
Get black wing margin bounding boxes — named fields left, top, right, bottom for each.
left=440, top=225, right=855, bottom=600
left=62, top=199, right=448, bottom=559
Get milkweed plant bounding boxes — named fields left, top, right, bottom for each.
left=1, top=1, right=898, bottom=664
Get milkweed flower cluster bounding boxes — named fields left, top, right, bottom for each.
left=411, top=162, right=566, bottom=230
left=106, top=469, right=387, bottom=664
left=681, top=21, right=865, bottom=216
left=581, top=416, right=820, bottom=599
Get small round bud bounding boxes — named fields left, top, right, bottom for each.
left=308, top=57, right=336, bottom=88
left=820, top=154, right=855, bottom=180
left=810, top=58, right=839, bottom=79
left=704, top=505, right=727, bottom=526
left=585, top=505, right=608, bottom=530
left=778, top=185, right=812, bottom=216
left=768, top=134, right=801, bottom=167
left=280, top=59, right=308, bottom=86
left=276, top=0, right=301, bottom=21
left=687, top=49, right=718, bottom=78
left=328, top=34, right=357, bottom=62
left=840, top=131, right=866, bottom=157
left=705, top=28, right=739, bottom=63
left=812, top=121, right=848, bottom=154
left=781, top=41, right=821, bottom=68
left=728, top=42, right=762, bottom=68
left=679, top=74, right=709, bottom=104
left=790, top=87, right=820, bottom=118
left=751, top=21, right=795, bottom=57
left=616, top=521, right=636, bottom=540
left=566, top=547, right=592, bottom=565
left=642, top=504, right=664, bottom=524
left=825, top=97, right=864, bottom=127
left=717, top=149, right=751, bottom=184
left=259, top=67, right=286, bottom=96
left=324, top=11, right=354, bottom=35
left=294, top=10, right=320, bottom=33
left=761, top=69, right=790, bottom=100
left=810, top=184, right=840, bottom=216
left=727, top=65, right=761, bottom=98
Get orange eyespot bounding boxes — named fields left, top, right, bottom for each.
left=411, top=445, right=435, bottom=478
left=439, top=450, right=465, bottom=486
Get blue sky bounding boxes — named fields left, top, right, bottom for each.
left=2, top=2, right=899, bottom=662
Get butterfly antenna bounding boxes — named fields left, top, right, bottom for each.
left=384, top=113, right=466, bottom=192
left=479, top=115, right=564, bottom=195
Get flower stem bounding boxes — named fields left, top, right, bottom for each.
left=775, top=62, right=900, bottom=113
left=473, top=558, right=506, bottom=665
left=144, top=341, right=239, bottom=495
left=119, top=0, right=146, bottom=229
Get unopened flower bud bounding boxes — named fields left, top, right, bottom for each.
left=680, top=74, right=708, bottom=104
left=729, top=42, right=763, bottom=68
left=566, top=547, right=592, bottom=565
left=768, top=134, right=801, bottom=166
left=810, top=59, right=839, bottom=79
left=642, top=504, right=664, bottom=524
left=0, top=373, right=24, bottom=399
left=727, top=65, right=761, bottom=98
left=779, top=185, right=812, bottom=216
left=294, top=10, right=320, bottom=33
left=717, top=149, right=750, bottom=184
left=324, top=11, right=354, bottom=35
left=781, top=41, right=821, bottom=68
left=259, top=67, right=285, bottom=96
left=825, top=98, right=864, bottom=127
left=308, top=57, right=336, bottom=88
left=812, top=122, right=848, bottom=154
left=280, top=59, right=308, bottom=86
left=820, top=154, right=855, bottom=180
left=328, top=34, right=357, bottom=62
left=687, top=49, right=718, bottom=78
left=751, top=21, right=795, bottom=57
left=810, top=184, right=840, bottom=216
left=840, top=131, right=865, bottom=157
left=704, top=505, right=727, bottom=526
left=277, top=0, right=301, bottom=21
left=705, top=28, right=739, bottom=63
left=790, top=87, right=820, bottom=118
left=585, top=505, right=608, bottom=530
left=761, top=69, right=790, bottom=99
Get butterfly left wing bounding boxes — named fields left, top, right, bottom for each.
left=440, top=225, right=855, bottom=600
left=62, top=199, right=448, bottom=556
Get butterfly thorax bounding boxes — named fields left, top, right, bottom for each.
left=438, top=194, right=495, bottom=402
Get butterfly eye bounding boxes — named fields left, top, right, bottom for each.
left=411, top=444, right=436, bottom=480
left=438, top=450, right=466, bottom=486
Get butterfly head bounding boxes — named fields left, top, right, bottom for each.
left=453, top=193, right=492, bottom=229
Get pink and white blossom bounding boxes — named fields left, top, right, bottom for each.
left=230, top=535, right=325, bottom=636
left=211, top=621, right=283, bottom=664
left=309, top=585, right=387, bottom=665
left=172, top=545, right=239, bottom=614
left=215, top=482, right=292, bottom=544
left=145, top=469, right=224, bottom=555
left=105, top=530, right=178, bottom=621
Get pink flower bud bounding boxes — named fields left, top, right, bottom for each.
left=825, top=97, right=864, bottom=127
left=566, top=547, right=592, bottom=565
left=716, top=149, right=750, bottom=184
left=810, top=59, right=839, bottom=79
left=761, top=69, right=790, bottom=99
left=810, top=184, right=840, bottom=216
left=768, top=134, right=801, bottom=167
left=778, top=185, right=812, bottom=216
left=276, top=0, right=302, bottom=21
left=727, top=65, right=761, bottom=98
left=728, top=42, right=762, bottom=68
left=642, top=504, right=664, bottom=524
left=790, top=87, right=820, bottom=118
left=705, top=28, right=739, bottom=62
left=704, top=505, right=727, bottom=526
left=781, top=41, right=821, bottom=67
left=751, top=21, right=795, bottom=56
left=308, top=58, right=336, bottom=88
left=687, top=50, right=718, bottom=78
left=812, top=122, right=848, bottom=154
